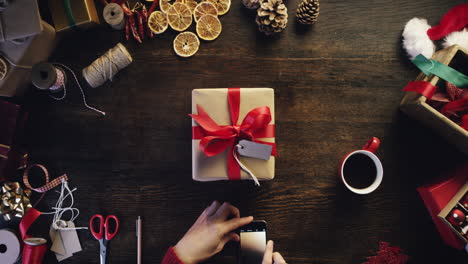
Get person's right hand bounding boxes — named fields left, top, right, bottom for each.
left=174, top=201, right=254, bottom=264
left=262, top=240, right=286, bottom=264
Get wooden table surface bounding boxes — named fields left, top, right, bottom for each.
left=2, top=0, right=468, bottom=263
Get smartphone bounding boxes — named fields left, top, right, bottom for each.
left=238, top=220, right=267, bottom=264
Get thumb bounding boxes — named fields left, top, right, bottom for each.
left=220, top=232, right=240, bottom=248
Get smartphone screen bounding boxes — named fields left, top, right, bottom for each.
left=239, top=221, right=267, bottom=264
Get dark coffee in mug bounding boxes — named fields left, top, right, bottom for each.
left=342, top=153, right=377, bottom=189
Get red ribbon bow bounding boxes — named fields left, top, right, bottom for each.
left=190, top=88, right=276, bottom=180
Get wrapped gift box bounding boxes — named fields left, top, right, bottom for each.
left=0, top=0, right=42, bottom=42
left=0, top=21, right=56, bottom=97
left=400, top=45, right=468, bottom=155
left=49, top=0, right=99, bottom=32
left=191, top=88, right=276, bottom=182
left=0, top=100, right=28, bottom=182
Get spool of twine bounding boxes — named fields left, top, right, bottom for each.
left=103, top=3, right=125, bottom=30
left=22, top=237, right=47, bottom=264
left=82, top=43, right=132, bottom=88
left=31, top=62, right=66, bottom=93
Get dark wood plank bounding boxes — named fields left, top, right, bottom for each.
left=1, top=0, right=468, bottom=263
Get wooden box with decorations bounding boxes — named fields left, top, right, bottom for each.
left=400, top=44, right=468, bottom=155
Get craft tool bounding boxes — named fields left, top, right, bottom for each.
left=137, top=216, right=142, bottom=264
left=90, top=214, right=120, bottom=264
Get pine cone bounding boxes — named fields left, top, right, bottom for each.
left=242, top=0, right=260, bottom=9
left=296, top=0, right=319, bottom=25
left=255, top=0, right=288, bottom=35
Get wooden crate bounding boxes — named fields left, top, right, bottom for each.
left=400, top=45, right=468, bottom=155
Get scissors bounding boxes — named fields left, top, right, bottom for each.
left=90, top=214, right=120, bottom=264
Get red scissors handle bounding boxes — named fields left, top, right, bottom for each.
left=105, top=215, right=120, bottom=241
left=90, top=214, right=104, bottom=240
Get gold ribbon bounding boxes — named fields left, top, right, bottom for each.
left=0, top=182, right=32, bottom=221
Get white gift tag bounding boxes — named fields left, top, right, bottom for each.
left=50, top=226, right=66, bottom=255
left=237, top=140, right=272, bottom=160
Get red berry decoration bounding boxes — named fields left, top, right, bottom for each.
left=448, top=209, right=466, bottom=226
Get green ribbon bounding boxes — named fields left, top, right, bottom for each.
left=412, top=54, right=468, bottom=88
left=63, top=0, right=76, bottom=28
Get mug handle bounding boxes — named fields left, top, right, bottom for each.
left=362, top=137, right=380, bottom=153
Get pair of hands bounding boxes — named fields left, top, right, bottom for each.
left=174, top=201, right=286, bottom=264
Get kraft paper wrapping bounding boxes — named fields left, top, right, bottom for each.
left=192, top=88, right=275, bottom=181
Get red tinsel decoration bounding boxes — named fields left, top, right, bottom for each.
left=362, top=241, right=409, bottom=264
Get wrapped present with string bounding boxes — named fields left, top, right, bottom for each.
left=190, top=88, right=276, bottom=184
left=0, top=100, right=28, bottom=182
left=0, top=182, right=32, bottom=221
left=48, top=0, right=100, bottom=32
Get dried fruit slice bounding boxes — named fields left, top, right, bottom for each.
left=173, top=32, right=200, bottom=57
left=167, top=2, right=193, bottom=31
left=196, top=14, right=222, bottom=41
left=148, top=11, right=168, bottom=34
left=193, top=2, right=218, bottom=22
left=182, top=0, right=198, bottom=13
left=0, top=57, right=6, bottom=80
left=206, top=0, right=230, bottom=15
left=160, top=0, right=177, bottom=13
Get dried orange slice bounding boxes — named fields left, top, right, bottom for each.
left=182, top=0, right=198, bottom=13
left=206, top=0, right=230, bottom=15
left=167, top=2, right=193, bottom=31
left=193, top=2, right=218, bottom=22
left=160, top=0, right=177, bottom=13
left=196, top=14, right=222, bottom=41
left=148, top=11, right=168, bottom=34
left=173, top=32, right=200, bottom=57
left=0, top=57, right=6, bottom=80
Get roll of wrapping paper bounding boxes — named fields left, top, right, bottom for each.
left=0, top=229, right=21, bottom=264
left=103, top=3, right=125, bottom=30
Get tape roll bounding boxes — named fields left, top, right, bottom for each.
left=103, top=3, right=125, bottom=30
left=0, top=229, right=21, bottom=264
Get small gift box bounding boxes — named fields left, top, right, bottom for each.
left=0, top=100, right=28, bottom=182
left=48, top=0, right=100, bottom=32
left=0, top=0, right=42, bottom=42
left=191, top=88, right=276, bottom=182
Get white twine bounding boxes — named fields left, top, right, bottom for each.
left=233, top=145, right=260, bottom=186
left=51, top=63, right=106, bottom=116
left=42, top=180, right=88, bottom=231
left=82, top=43, right=132, bottom=88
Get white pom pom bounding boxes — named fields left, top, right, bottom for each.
left=443, top=28, right=468, bottom=50
left=402, top=18, right=436, bottom=60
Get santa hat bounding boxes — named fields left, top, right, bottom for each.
left=402, top=4, right=468, bottom=59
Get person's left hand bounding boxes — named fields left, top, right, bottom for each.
left=174, top=201, right=254, bottom=264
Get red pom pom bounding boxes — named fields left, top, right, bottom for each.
left=448, top=209, right=466, bottom=226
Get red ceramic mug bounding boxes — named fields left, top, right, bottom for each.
left=339, top=137, right=383, bottom=195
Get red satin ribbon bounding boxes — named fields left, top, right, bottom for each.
left=190, top=88, right=276, bottom=180
left=20, top=208, right=47, bottom=264
left=403, top=81, right=436, bottom=99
